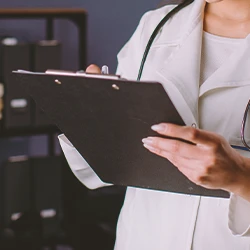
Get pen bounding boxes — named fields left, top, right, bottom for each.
left=101, top=65, right=109, bottom=75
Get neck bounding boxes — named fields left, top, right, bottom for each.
left=204, top=0, right=250, bottom=38
left=206, top=0, right=250, bottom=21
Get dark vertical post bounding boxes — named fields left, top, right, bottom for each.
left=75, top=13, right=87, bottom=70
left=48, top=133, right=55, bottom=156
left=46, top=17, right=54, bottom=40
left=46, top=16, right=55, bottom=156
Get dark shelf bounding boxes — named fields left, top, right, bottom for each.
left=0, top=8, right=87, bottom=151
left=0, top=8, right=88, bottom=69
left=0, top=8, right=87, bottom=142
left=0, top=9, right=89, bottom=249
left=0, top=8, right=87, bottom=16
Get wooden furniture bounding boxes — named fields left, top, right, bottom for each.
left=0, top=8, right=87, bottom=155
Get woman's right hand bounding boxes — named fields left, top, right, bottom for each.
left=86, top=64, right=101, bottom=74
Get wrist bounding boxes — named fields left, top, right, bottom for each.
left=230, top=157, right=250, bottom=202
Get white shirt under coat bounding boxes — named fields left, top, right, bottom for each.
left=59, top=0, right=250, bottom=249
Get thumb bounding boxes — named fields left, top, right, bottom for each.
left=86, top=64, right=101, bottom=74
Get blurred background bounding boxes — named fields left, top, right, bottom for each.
left=0, top=0, right=161, bottom=249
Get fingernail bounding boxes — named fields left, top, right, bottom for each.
left=143, top=143, right=157, bottom=152
left=142, top=138, right=153, bottom=145
left=151, top=124, right=165, bottom=132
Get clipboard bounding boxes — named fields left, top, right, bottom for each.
left=13, top=70, right=229, bottom=198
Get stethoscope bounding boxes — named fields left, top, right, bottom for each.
left=137, top=0, right=250, bottom=151
left=137, top=0, right=194, bottom=81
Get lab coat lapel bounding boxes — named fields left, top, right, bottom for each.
left=151, top=0, right=206, bottom=126
left=199, top=35, right=250, bottom=97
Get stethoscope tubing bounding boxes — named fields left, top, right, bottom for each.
left=137, top=0, right=195, bottom=81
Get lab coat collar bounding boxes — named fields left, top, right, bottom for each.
left=148, top=0, right=250, bottom=124
left=153, top=0, right=205, bottom=46
left=153, top=0, right=206, bottom=124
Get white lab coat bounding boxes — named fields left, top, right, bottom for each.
left=59, top=0, right=250, bottom=249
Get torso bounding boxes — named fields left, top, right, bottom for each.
left=114, top=2, right=250, bottom=249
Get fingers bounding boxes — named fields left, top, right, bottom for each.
left=142, top=136, right=203, bottom=160
left=143, top=144, right=202, bottom=172
left=143, top=143, right=213, bottom=187
left=151, top=123, right=223, bottom=147
left=86, top=64, right=101, bottom=74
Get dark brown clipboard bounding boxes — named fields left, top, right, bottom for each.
left=13, top=70, right=229, bottom=198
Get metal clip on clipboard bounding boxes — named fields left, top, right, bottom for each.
left=45, top=69, right=120, bottom=80
left=16, top=69, right=120, bottom=80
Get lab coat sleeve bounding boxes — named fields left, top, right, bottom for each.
left=228, top=194, right=250, bottom=237
left=228, top=150, right=250, bottom=236
left=58, top=134, right=112, bottom=189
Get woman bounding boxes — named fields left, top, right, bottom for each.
left=59, top=0, right=250, bottom=249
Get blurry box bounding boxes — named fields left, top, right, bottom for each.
left=1, top=156, right=30, bottom=227
left=32, top=156, right=62, bottom=237
left=0, top=44, right=31, bottom=129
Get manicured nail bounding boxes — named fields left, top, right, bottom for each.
left=143, top=143, right=157, bottom=152
left=142, top=138, right=153, bottom=145
left=151, top=124, right=165, bottom=132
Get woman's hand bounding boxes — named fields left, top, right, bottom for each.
left=142, top=123, right=250, bottom=201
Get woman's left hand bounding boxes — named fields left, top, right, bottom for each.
left=142, top=123, right=250, bottom=200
